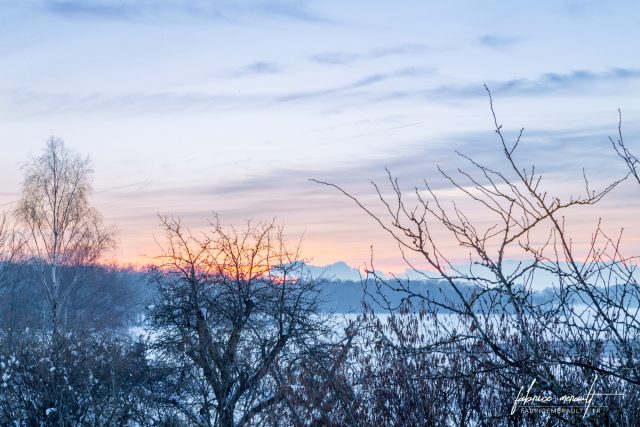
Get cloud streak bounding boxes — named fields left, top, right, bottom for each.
left=99, top=120, right=636, bottom=267
left=4, top=68, right=639, bottom=117
left=277, top=67, right=434, bottom=102
left=231, top=61, right=284, bottom=78
left=46, top=1, right=142, bottom=20
left=478, top=34, right=520, bottom=49
left=1, top=67, right=433, bottom=116
left=372, top=68, right=640, bottom=103
left=40, top=0, right=327, bottom=23
left=481, top=68, right=640, bottom=96
left=122, top=121, right=630, bottom=213
left=310, top=43, right=430, bottom=65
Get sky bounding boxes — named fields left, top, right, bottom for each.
left=1, top=0, right=639, bottom=278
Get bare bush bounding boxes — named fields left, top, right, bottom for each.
left=312, top=89, right=640, bottom=425
left=0, top=329, right=149, bottom=425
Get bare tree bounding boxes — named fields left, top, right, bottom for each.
left=611, top=109, right=639, bottom=185
left=312, top=88, right=639, bottom=425
left=0, top=212, right=23, bottom=284
left=0, top=212, right=28, bottom=347
left=147, top=216, right=327, bottom=427
left=16, top=137, right=115, bottom=335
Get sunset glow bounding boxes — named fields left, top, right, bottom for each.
left=1, top=1, right=639, bottom=278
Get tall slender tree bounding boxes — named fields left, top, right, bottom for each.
left=16, top=137, right=114, bottom=335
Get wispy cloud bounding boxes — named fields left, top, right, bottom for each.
left=2, top=67, right=433, bottom=116
left=249, top=0, right=328, bottom=23
left=277, top=67, right=434, bottom=102
left=40, top=0, right=326, bottom=23
left=478, top=34, right=519, bottom=49
left=3, top=88, right=268, bottom=117
left=434, top=68, right=640, bottom=98
left=231, top=61, right=283, bottom=78
left=370, top=68, right=640, bottom=103
left=277, top=67, right=640, bottom=107
left=118, top=121, right=631, bottom=238
left=310, top=43, right=429, bottom=65
left=45, top=1, right=142, bottom=20
left=5, top=68, right=638, bottom=118
left=310, top=52, right=359, bottom=66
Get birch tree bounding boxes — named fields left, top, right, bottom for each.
left=16, top=137, right=114, bottom=335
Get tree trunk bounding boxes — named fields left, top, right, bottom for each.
left=218, top=407, right=234, bottom=427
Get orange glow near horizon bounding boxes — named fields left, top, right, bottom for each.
left=107, top=216, right=640, bottom=278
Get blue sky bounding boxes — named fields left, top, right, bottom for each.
left=1, top=0, right=639, bottom=275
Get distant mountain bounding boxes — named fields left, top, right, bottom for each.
left=305, top=261, right=364, bottom=281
